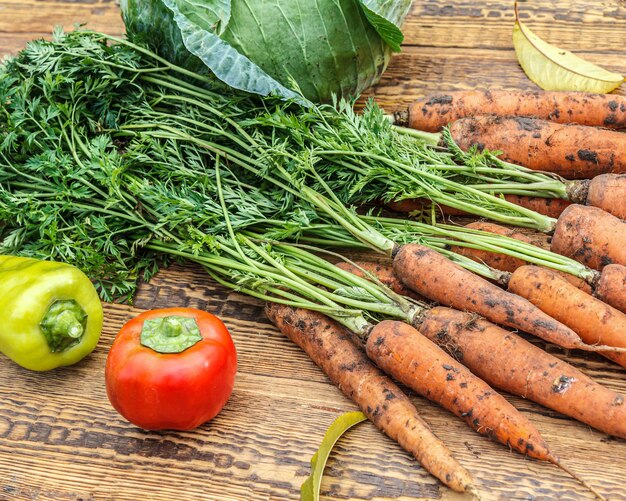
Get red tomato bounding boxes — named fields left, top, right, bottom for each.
left=105, top=308, right=237, bottom=431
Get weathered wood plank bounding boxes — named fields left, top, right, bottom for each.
left=0, top=0, right=122, bottom=34
left=402, top=0, right=626, bottom=51
left=362, top=47, right=626, bottom=113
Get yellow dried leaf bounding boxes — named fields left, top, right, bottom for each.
left=512, top=4, right=623, bottom=94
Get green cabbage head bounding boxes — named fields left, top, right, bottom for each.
left=121, top=0, right=413, bottom=103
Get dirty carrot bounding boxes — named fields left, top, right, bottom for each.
left=338, top=261, right=626, bottom=438
left=265, top=303, right=476, bottom=493
left=508, top=266, right=626, bottom=369
left=550, top=205, right=626, bottom=269
left=595, top=264, right=626, bottom=315
left=417, top=306, right=626, bottom=439
left=366, top=319, right=605, bottom=499
left=392, top=244, right=619, bottom=352
left=365, top=319, right=552, bottom=459
left=586, top=174, right=626, bottom=220
left=448, top=116, right=626, bottom=179
left=396, top=90, right=626, bottom=132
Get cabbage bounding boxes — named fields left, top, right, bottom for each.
left=121, top=0, right=413, bottom=103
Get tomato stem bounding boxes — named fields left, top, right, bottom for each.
left=140, top=316, right=202, bottom=354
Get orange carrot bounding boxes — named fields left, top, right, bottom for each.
left=418, top=306, right=626, bottom=439
left=587, top=174, right=626, bottom=220
left=449, top=116, right=626, bottom=179
left=335, top=264, right=626, bottom=439
left=264, top=303, right=476, bottom=493
left=365, top=319, right=554, bottom=461
left=551, top=205, right=626, bottom=269
left=595, top=264, right=626, bottom=316
left=507, top=266, right=626, bottom=369
left=393, top=244, right=605, bottom=352
left=398, top=90, right=626, bottom=132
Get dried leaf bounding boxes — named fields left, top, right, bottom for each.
left=300, top=411, right=367, bottom=501
left=512, top=3, right=623, bottom=94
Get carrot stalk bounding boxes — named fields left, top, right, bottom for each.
left=387, top=194, right=572, bottom=219
left=450, top=221, right=594, bottom=294
left=264, top=303, right=476, bottom=494
left=498, top=195, right=572, bottom=219
left=334, top=260, right=428, bottom=303
left=446, top=220, right=626, bottom=316
left=448, top=116, right=626, bottom=179
left=396, top=90, right=626, bottom=132
left=450, top=222, right=545, bottom=272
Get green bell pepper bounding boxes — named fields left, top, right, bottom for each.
left=0, top=255, right=103, bottom=371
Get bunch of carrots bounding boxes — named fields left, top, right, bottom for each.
left=2, top=32, right=626, bottom=498
left=265, top=90, right=626, bottom=497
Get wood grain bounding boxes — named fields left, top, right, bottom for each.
left=0, top=1, right=625, bottom=500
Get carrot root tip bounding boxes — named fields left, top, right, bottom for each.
left=556, top=462, right=606, bottom=501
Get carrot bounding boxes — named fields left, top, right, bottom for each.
left=449, top=116, right=626, bottom=179
left=448, top=220, right=626, bottom=316
left=397, top=90, right=626, bottom=132
left=393, top=244, right=605, bottom=352
left=366, top=319, right=606, bottom=499
left=587, top=174, right=626, bottom=220
left=365, top=320, right=554, bottom=461
left=418, top=306, right=626, bottom=439
left=264, top=303, right=476, bottom=493
left=334, top=260, right=428, bottom=302
left=551, top=205, right=626, bottom=269
left=507, top=266, right=626, bottom=369
left=338, top=262, right=626, bottom=440
left=452, top=221, right=593, bottom=294
left=595, top=264, right=626, bottom=316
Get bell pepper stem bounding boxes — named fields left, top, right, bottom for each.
left=140, top=316, right=202, bottom=354
left=40, top=300, right=88, bottom=353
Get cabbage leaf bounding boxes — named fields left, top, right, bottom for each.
left=121, top=0, right=413, bottom=103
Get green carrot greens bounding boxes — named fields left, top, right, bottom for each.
left=0, top=29, right=603, bottom=301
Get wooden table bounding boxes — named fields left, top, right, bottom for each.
left=0, top=1, right=625, bottom=500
